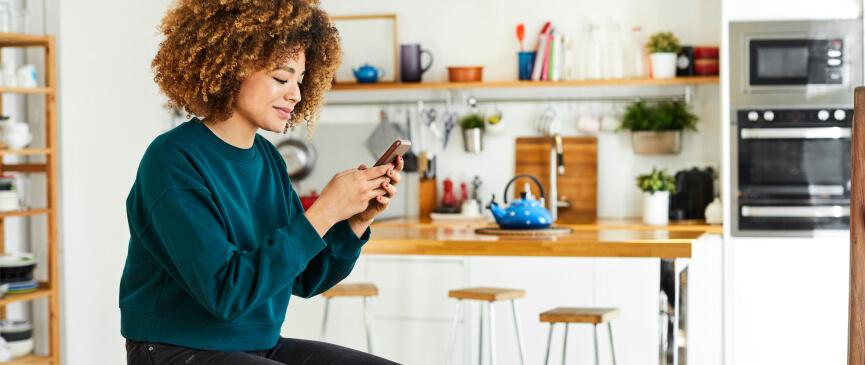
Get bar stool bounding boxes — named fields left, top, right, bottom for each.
left=446, top=287, right=527, bottom=365
left=320, top=283, right=379, bottom=354
left=539, top=307, right=619, bottom=365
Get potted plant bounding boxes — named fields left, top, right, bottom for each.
left=646, top=32, right=681, bottom=79
left=618, top=100, right=698, bottom=154
left=460, top=113, right=485, bottom=153
left=636, top=167, right=676, bottom=226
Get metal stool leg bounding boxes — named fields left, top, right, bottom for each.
left=561, top=323, right=569, bottom=365
left=363, top=297, right=376, bottom=354
left=320, top=298, right=331, bottom=340
left=544, top=323, right=555, bottom=365
left=608, top=322, right=618, bottom=365
left=478, top=301, right=484, bottom=365
left=446, top=300, right=462, bottom=365
left=593, top=324, right=600, bottom=365
left=510, top=300, right=526, bottom=365
left=488, top=302, right=496, bottom=365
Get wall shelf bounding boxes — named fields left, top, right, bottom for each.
left=0, top=148, right=52, bottom=156
left=0, top=283, right=51, bottom=306
left=6, top=354, right=55, bottom=364
left=0, top=87, right=53, bottom=95
left=0, top=33, right=52, bottom=48
left=330, top=76, right=719, bottom=91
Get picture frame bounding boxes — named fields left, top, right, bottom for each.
left=331, top=14, right=399, bottom=84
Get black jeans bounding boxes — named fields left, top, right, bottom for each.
left=126, top=337, right=400, bottom=364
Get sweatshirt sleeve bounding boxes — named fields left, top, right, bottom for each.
left=134, top=187, right=328, bottom=322
left=289, top=187, right=371, bottom=298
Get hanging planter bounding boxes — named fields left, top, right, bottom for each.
left=617, top=100, right=698, bottom=155
left=632, top=130, right=681, bottom=154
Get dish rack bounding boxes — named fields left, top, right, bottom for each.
left=0, top=33, right=59, bottom=364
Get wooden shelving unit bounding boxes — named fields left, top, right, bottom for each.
left=0, top=32, right=59, bottom=365
left=330, top=75, right=719, bottom=91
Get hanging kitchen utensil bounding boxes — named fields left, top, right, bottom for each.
left=277, top=138, right=317, bottom=181
left=365, top=109, right=406, bottom=159
left=402, top=109, right=419, bottom=172
left=442, top=110, right=457, bottom=149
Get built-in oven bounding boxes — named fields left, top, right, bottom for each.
left=735, top=108, right=851, bottom=232
left=730, top=19, right=862, bottom=236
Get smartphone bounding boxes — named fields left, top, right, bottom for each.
left=374, top=139, right=412, bottom=167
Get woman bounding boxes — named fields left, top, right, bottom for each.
left=119, top=1, right=402, bottom=364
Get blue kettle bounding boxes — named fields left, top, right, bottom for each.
left=352, top=64, right=384, bottom=83
left=488, top=174, right=553, bottom=229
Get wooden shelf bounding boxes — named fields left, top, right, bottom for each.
left=0, top=33, right=52, bottom=48
left=0, top=208, right=51, bottom=218
left=331, top=76, right=719, bottom=91
left=6, top=355, right=55, bottom=364
left=0, top=87, right=53, bottom=94
left=0, top=148, right=52, bottom=156
left=0, top=282, right=51, bottom=306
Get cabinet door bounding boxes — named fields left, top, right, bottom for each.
left=594, top=257, right=660, bottom=365
left=731, top=236, right=849, bottom=365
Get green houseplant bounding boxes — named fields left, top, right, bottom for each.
left=636, top=167, right=676, bottom=226
left=460, top=113, right=485, bottom=153
left=618, top=100, right=699, bottom=154
left=646, top=32, right=681, bottom=79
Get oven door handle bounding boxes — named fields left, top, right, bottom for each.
left=741, top=205, right=850, bottom=218
left=740, top=127, right=851, bottom=139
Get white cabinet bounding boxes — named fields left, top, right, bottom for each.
left=730, top=236, right=849, bottom=365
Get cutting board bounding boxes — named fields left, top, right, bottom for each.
left=515, top=137, right=597, bottom=223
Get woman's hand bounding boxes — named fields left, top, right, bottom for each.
left=352, top=156, right=404, bottom=225
left=304, top=164, right=392, bottom=236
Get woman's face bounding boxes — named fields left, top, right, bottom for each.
left=233, top=50, right=306, bottom=133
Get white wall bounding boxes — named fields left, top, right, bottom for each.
left=53, top=0, right=172, bottom=363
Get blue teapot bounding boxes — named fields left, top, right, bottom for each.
left=488, top=174, right=553, bottom=229
left=352, top=64, right=384, bottom=83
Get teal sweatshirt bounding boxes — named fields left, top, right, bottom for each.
left=119, top=119, right=370, bottom=351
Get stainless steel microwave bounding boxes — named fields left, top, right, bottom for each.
left=730, top=19, right=862, bottom=108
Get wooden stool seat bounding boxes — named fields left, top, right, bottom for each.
left=448, top=287, right=526, bottom=302
left=322, top=283, right=379, bottom=298
left=540, top=307, right=620, bottom=324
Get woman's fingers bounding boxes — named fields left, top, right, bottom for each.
left=395, top=155, right=405, bottom=172
left=366, top=176, right=391, bottom=190
left=376, top=195, right=390, bottom=205
left=357, top=164, right=368, bottom=170
left=382, top=180, right=397, bottom=197
left=361, top=164, right=392, bottom=179
left=364, top=187, right=388, bottom=201
left=387, top=169, right=401, bottom=185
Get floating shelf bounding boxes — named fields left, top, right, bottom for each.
left=330, top=76, right=719, bottom=91
left=0, top=282, right=51, bottom=306
left=0, top=87, right=53, bottom=94
left=0, top=33, right=52, bottom=48
left=0, top=148, right=52, bottom=156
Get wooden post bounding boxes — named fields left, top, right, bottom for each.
left=849, top=87, right=865, bottom=364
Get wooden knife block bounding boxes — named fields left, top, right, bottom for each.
left=515, top=137, right=597, bottom=223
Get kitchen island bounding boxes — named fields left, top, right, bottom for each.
left=363, top=219, right=722, bottom=365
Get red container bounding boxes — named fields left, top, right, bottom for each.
left=694, top=46, right=719, bottom=59
left=694, top=59, right=719, bottom=75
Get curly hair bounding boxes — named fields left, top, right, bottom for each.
left=152, top=0, right=341, bottom=134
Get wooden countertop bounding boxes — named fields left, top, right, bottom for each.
left=362, top=219, right=722, bottom=259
